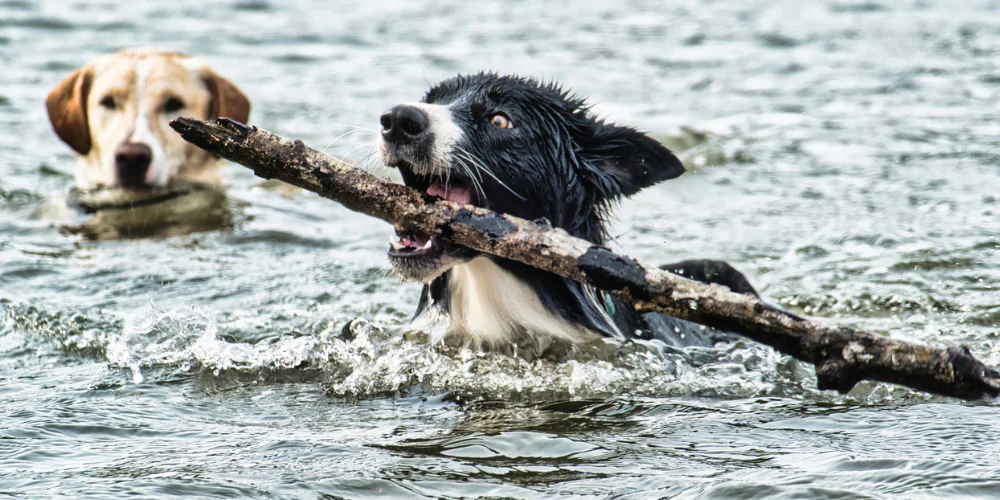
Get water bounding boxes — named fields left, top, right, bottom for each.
left=2, top=0, right=1000, bottom=498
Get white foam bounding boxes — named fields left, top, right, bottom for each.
left=89, top=304, right=796, bottom=401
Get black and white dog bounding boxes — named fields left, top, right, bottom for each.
left=378, top=73, right=757, bottom=359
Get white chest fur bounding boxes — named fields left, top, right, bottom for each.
left=441, top=257, right=602, bottom=354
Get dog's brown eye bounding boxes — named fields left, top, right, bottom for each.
left=489, top=113, right=513, bottom=129
left=161, top=96, right=185, bottom=113
left=99, top=95, right=117, bottom=110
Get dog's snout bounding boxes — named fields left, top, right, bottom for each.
left=114, top=142, right=152, bottom=188
left=380, top=105, right=429, bottom=144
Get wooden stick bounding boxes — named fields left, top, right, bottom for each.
left=170, top=117, right=1000, bottom=400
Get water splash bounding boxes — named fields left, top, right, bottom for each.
left=0, top=299, right=960, bottom=405
left=11, top=301, right=808, bottom=401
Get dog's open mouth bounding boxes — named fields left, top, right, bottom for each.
left=388, top=172, right=474, bottom=258
left=386, top=160, right=479, bottom=281
left=388, top=232, right=437, bottom=257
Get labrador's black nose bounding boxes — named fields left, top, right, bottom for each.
left=114, top=142, right=152, bottom=188
left=380, top=105, right=429, bottom=145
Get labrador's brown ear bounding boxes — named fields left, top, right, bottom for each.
left=201, top=69, right=251, bottom=124
left=46, top=66, right=94, bottom=155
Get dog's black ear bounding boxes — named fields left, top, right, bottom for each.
left=581, top=123, right=686, bottom=199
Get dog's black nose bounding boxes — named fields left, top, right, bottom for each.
left=380, top=105, right=429, bottom=144
left=114, top=142, right=152, bottom=188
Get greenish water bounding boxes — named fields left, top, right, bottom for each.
left=2, top=0, right=999, bottom=498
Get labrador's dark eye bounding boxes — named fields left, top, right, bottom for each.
left=489, top=113, right=513, bottom=129
left=99, top=95, right=117, bottom=110
left=161, top=96, right=185, bottom=113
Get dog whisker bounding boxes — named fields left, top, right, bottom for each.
left=454, top=154, right=489, bottom=202
left=320, top=129, right=372, bottom=154
left=452, top=147, right=486, bottom=184
left=452, top=155, right=487, bottom=202
left=324, top=123, right=377, bottom=133
left=442, top=169, right=449, bottom=197
left=329, top=143, right=376, bottom=166
left=453, top=152, right=485, bottom=190
left=352, top=149, right=383, bottom=174
left=453, top=147, right=525, bottom=201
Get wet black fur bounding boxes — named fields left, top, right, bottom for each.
left=414, top=73, right=757, bottom=347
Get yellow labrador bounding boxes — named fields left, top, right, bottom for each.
left=46, top=48, right=251, bottom=191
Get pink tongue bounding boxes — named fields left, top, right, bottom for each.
left=427, top=182, right=472, bottom=204
left=400, top=234, right=430, bottom=248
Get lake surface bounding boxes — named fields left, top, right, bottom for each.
left=2, top=0, right=1000, bottom=498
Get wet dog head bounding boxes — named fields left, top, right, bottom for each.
left=378, top=73, right=685, bottom=283
left=46, top=48, right=251, bottom=191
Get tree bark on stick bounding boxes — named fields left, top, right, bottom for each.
left=170, top=117, right=1000, bottom=401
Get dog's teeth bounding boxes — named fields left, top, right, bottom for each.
left=421, top=238, right=433, bottom=250
left=389, top=236, right=406, bottom=251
